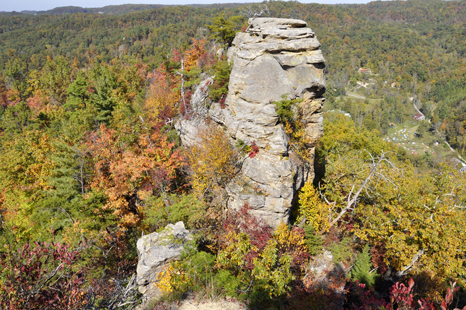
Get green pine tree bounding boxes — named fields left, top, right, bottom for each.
left=207, top=14, right=244, bottom=47
left=350, top=244, right=379, bottom=287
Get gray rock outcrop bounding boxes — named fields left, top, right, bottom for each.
left=210, top=17, right=325, bottom=228
left=177, top=17, right=325, bottom=228
left=136, top=222, right=192, bottom=302
left=175, top=76, right=212, bottom=148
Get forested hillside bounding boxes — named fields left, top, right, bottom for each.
left=1, top=1, right=466, bottom=309
left=1, top=0, right=466, bottom=156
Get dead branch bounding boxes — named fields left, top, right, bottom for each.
left=323, top=152, right=386, bottom=233
left=396, top=249, right=424, bottom=277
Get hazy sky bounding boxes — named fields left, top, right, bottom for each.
left=1, top=0, right=373, bottom=12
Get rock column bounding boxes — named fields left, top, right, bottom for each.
left=210, top=18, right=325, bottom=228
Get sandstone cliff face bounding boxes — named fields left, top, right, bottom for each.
left=210, top=17, right=325, bottom=227
left=178, top=17, right=325, bottom=228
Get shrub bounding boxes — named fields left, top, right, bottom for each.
left=330, top=237, right=354, bottom=265
left=209, top=57, right=232, bottom=102
left=248, top=140, right=259, bottom=158
left=143, top=193, right=210, bottom=231
left=170, top=243, right=218, bottom=297
left=0, top=241, right=86, bottom=310
left=345, top=278, right=466, bottom=310
left=207, top=14, right=244, bottom=47
left=274, top=223, right=310, bottom=271
left=303, top=224, right=324, bottom=256
left=272, top=95, right=313, bottom=161
left=221, top=204, right=272, bottom=254
left=187, top=124, right=239, bottom=199
left=272, top=95, right=297, bottom=124
left=298, top=181, right=330, bottom=232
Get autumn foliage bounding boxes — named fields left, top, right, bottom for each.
left=87, top=125, right=184, bottom=229
left=186, top=124, right=239, bottom=199
left=0, top=241, right=86, bottom=310
left=2, top=5, right=466, bottom=309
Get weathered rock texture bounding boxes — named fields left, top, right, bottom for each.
left=136, top=222, right=192, bottom=302
left=210, top=17, right=325, bottom=227
left=176, top=17, right=325, bottom=228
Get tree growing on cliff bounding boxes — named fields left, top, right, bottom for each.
left=208, top=14, right=245, bottom=47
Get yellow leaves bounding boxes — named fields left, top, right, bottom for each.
left=273, top=223, right=310, bottom=272
left=321, top=118, right=466, bottom=293
left=298, top=181, right=330, bottom=232
left=144, top=76, right=179, bottom=123
left=137, top=190, right=152, bottom=201
left=155, top=263, right=191, bottom=295
left=274, top=223, right=308, bottom=256
left=251, top=238, right=294, bottom=297
left=216, top=232, right=255, bottom=270
left=1, top=191, right=35, bottom=240
left=156, top=264, right=175, bottom=294
left=351, top=161, right=466, bottom=292
left=284, top=121, right=294, bottom=136
left=320, top=114, right=394, bottom=158
left=0, top=130, right=56, bottom=192
left=186, top=124, right=239, bottom=199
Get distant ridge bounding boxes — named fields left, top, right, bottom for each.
left=3, top=4, right=163, bottom=16
left=2, top=3, right=244, bottom=16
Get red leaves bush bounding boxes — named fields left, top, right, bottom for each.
left=0, top=241, right=86, bottom=310
left=249, top=141, right=259, bottom=158
left=345, top=278, right=466, bottom=310
left=220, top=204, right=272, bottom=268
left=221, top=204, right=272, bottom=250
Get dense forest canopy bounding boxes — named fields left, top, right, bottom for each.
left=1, top=0, right=466, bottom=309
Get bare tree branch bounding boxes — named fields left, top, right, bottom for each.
left=323, top=152, right=386, bottom=233
left=396, top=249, right=424, bottom=277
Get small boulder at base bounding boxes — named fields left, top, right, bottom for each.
left=136, top=221, right=192, bottom=302
left=303, top=251, right=348, bottom=309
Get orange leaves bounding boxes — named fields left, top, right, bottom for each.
left=145, top=70, right=179, bottom=123
left=26, top=94, right=50, bottom=114
left=87, top=124, right=185, bottom=229
left=183, top=39, right=208, bottom=71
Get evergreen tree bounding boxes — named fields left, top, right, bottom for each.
left=350, top=245, right=379, bottom=288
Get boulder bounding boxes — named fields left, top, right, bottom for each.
left=136, top=222, right=192, bottom=302
left=303, top=251, right=348, bottom=310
